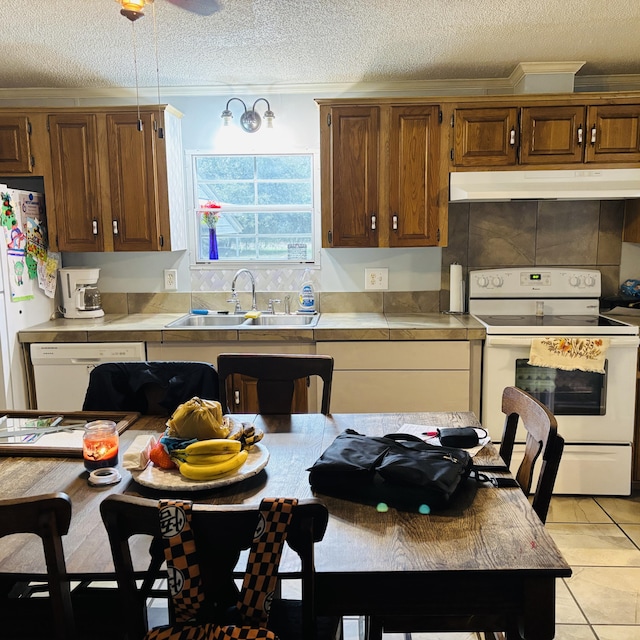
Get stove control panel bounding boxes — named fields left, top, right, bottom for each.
left=469, top=268, right=601, bottom=298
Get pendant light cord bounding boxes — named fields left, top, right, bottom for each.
left=130, top=21, right=142, bottom=131
left=152, top=2, right=163, bottom=137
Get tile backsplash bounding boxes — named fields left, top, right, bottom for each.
left=440, top=199, right=625, bottom=310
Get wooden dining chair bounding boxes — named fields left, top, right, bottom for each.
left=217, top=353, right=334, bottom=414
left=100, top=493, right=342, bottom=640
left=0, top=493, right=76, bottom=640
left=367, top=385, right=565, bottom=640
left=82, top=361, right=219, bottom=415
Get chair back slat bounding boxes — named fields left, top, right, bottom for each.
left=500, top=385, right=564, bottom=523
left=217, top=353, right=334, bottom=414
left=100, top=494, right=329, bottom=640
left=0, top=493, right=76, bottom=640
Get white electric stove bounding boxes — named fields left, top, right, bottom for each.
left=469, top=267, right=639, bottom=495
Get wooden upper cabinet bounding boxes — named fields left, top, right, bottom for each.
left=106, top=111, right=160, bottom=251
left=520, top=106, right=586, bottom=164
left=388, top=105, right=440, bottom=247
left=46, top=105, right=185, bottom=253
left=586, top=104, right=640, bottom=163
left=321, top=105, right=379, bottom=248
left=453, top=108, right=518, bottom=167
left=49, top=113, right=105, bottom=252
left=0, top=115, right=32, bottom=173
left=319, top=102, right=443, bottom=248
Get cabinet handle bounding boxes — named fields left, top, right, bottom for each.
left=371, top=214, right=376, bottom=231
left=234, top=390, right=240, bottom=405
left=509, top=127, right=516, bottom=146
left=92, top=219, right=98, bottom=235
left=392, top=214, right=398, bottom=231
left=577, top=125, right=583, bottom=145
left=112, top=220, right=119, bottom=235
left=591, top=125, right=597, bottom=145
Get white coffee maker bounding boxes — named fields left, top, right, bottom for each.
left=59, top=267, right=104, bottom=319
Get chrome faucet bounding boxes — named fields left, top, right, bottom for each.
left=230, top=268, right=257, bottom=312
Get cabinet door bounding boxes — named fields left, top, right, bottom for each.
left=388, top=106, right=440, bottom=246
left=586, top=104, right=640, bottom=163
left=49, top=113, right=105, bottom=252
left=106, top=111, right=161, bottom=251
left=225, top=374, right=308, bottom=413
left=0, top=115, right=32, bottom=173
left=520, top=106, right=586, bottom=164
left=453, top=108, right=518, bottom=166
left=322, top=106, right=379, bottom=247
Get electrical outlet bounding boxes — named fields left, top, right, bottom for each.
left=365, top=268, right=388, bottom=290
left=164, top=269, right=178, bottom=290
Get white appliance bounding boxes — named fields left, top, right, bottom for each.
left=31, top=343, right=146, bottom=411
left=0, top=185, right=56, bottom=409
left=449, top=168, right=640, bottom=201
left=469, top=267, right=639, bottom=495
left=59, top=267, right=104, bottom=319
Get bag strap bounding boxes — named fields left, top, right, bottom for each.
left=236, top=497, right=297, bottom=627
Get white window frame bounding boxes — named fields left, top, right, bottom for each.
left=186, top=150, right=319, bottom=267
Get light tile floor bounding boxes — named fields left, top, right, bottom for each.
left=366, top=490, right=640, bottom=640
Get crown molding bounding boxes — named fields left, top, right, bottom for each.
left=0, top=73, right=639, bottom=104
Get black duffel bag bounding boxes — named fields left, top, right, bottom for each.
left=308, top=429, right=474, bottom=511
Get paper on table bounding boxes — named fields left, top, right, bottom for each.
left=398, top=423, right=490, bottom=457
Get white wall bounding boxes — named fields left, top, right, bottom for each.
left=61, top=92, right=443, bottom=293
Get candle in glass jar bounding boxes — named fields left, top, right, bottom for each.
left=83, top=420, right=119, bottom=471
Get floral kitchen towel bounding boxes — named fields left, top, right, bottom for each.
left=528, top=337, right=610, bottom=373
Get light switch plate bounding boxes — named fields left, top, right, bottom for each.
left=365, top=268, right=388, bottom=290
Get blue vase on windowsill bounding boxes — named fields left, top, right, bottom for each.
left=209, top=227, right=219, bottom=260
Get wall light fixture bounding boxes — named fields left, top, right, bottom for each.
left=221, top=98, right=275, bottom=133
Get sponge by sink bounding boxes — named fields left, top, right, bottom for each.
left=244, top=310, right=261, bottom=319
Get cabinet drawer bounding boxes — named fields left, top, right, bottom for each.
left=319, top=341, right=470, bottom=370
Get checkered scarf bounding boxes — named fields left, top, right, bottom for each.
left=144, top=497, right=297, bottom=640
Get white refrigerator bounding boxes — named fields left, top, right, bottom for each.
left=0, top=185, right=56, bottom=409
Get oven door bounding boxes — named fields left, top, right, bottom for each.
left=481, top=334, right=639, bottom=444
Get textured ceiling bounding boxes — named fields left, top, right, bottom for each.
left=2, top=0, right=640, bottom=92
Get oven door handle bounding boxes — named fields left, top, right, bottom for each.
left=485, top=335, right=640, bottom=348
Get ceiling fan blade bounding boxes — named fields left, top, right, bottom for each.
left=165, top=0, right=220, bottom=16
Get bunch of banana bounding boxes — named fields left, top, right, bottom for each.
left=228, top=422, right=264, bottom=450
left=171, top=438, right=248, bottom=481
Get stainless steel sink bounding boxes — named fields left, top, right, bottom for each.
left=165, top=314, right=246, bottom=328
left=244, top=314, right=319, bottom=327
left=164, top=313, right=319, bottom=329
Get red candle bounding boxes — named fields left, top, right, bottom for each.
left=83, top=420, right=119, bottom=471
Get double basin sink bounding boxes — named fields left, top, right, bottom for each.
left=165, top=313, right=319, bottom=329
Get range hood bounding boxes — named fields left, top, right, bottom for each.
left=449, top=169, right=640, bottom=202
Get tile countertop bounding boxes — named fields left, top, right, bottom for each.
left=17, top=312, right=486, bottom=344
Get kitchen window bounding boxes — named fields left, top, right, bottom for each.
left=191, top=153, right=315, bottom=262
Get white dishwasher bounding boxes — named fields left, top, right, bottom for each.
left=30, top=343, right=146, bottom=411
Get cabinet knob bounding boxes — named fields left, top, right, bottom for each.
left=371, top=214, right=376, bottom=231
left=577, top=125, right=583, bottom=145
left=234, top=390, right=240, bottom=405
left=92, top=219, right=98, bottom=235
left=112, top=220, right=119, bottom=235
left=509, top=128, right=516, bottom=146
left=591, top=125, right=597, bottom=145
left=392, top=214, right=398, bottom=231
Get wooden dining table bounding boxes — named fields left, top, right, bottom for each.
left=0, top=410, right=571, bottom=640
